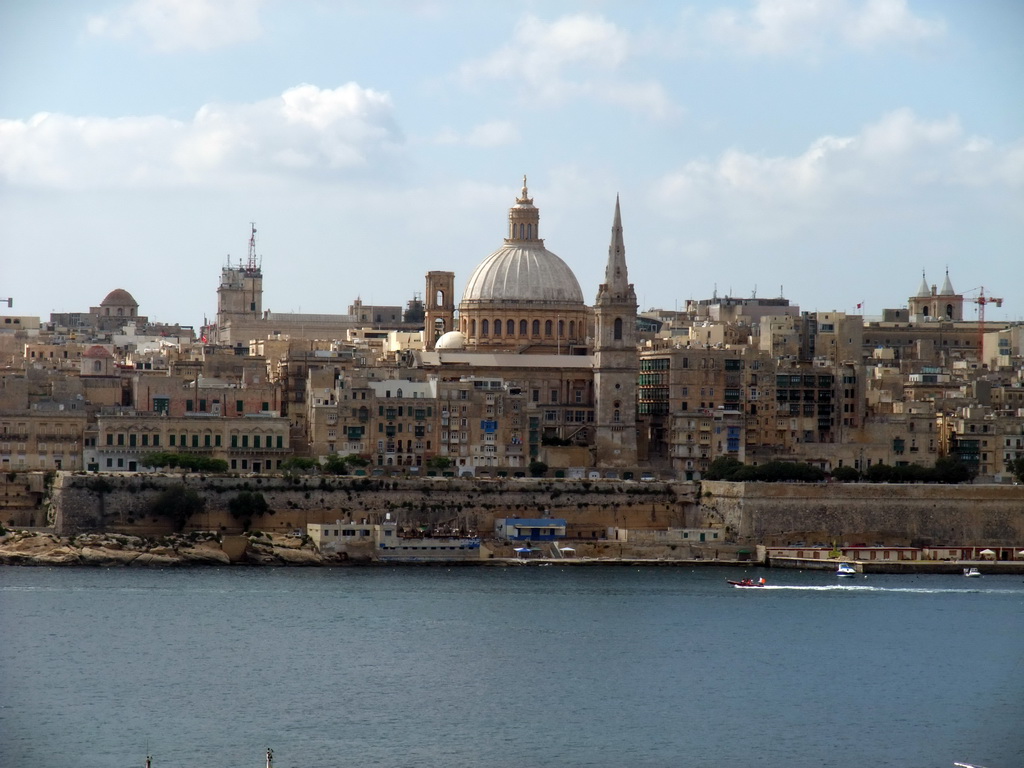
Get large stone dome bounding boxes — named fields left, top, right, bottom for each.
left=463, top=244, right=583, bottom=305
left=100, top=288, right=138, bottom=307
left=457, top=179, right=589, bottom=354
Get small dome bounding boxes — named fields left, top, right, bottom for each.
left=100, top=288, right=138, bottom=307
left=434, top=330, right=466, bottom=350
left=463, top=244, right=584, bottom=305
left=83, top=345, right=113, bottom=359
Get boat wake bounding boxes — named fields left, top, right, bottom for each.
left=761, top=584, right=1020, bottom=595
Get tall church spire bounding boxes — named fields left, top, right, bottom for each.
left=602, top=195, right=630, bottom=293
left=598, top=196, right=635, bottom=304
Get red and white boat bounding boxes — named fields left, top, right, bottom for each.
left=726, top=577, right=766, bottom=588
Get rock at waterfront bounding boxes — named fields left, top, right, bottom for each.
left=273, top=546, right=321, bottom=565
left=79, top=546, right=141, bottom=565
left=178, top=545, right=231, bottom=565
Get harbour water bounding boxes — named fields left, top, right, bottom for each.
left=1, top=565, right=1022, bottom=768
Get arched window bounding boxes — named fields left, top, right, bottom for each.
left=470, top=319, right=476, bottom=337
left=527, top=224, right=533, bottom=239
left=614, top=410, right=621, bottom=423
left=558, top=319, right=565, bottom=337
left=945, top=304, right=954, bottom=319
left=507, top=319, right=514, bottom=336
left=482, top=319, right=489, bottom=336
left=396, top=389, right=403, bottom=398
left=532, top=320, right=540, bottom=336
left=569, top=320, right=576, bottom=339
left=520, top=319, right=528, bottom=336
left=545, top=320, right=553, bottom=337
left=93, top=360, right=102, bottom=372
left=614, top=317, right=623, bottom=340
left=493, top=319, right=501, bottom=337
left=436, top=289, right=445, bottom=307
left=117, top=308, right=123, bottom=316
left=922, top=306, right=930, bottom=317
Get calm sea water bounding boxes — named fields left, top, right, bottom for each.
left=1, top=565, right=1022, bottom=768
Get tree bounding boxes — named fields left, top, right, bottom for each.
left=149, top=484, right=205, bottom=532
left=282, top=457, right=318, bottom=474
left=141, top=452, right=227, bottom=473
left=427, top=456, right=452, bottom=471
left=932, top=456, right=974, bottom=484
left=705, top=457, right=743, bottom=481
left=322, top=455, right=349, bottom=474
left=528, top=460, right=548, bottom=478
left=1009, top=456, right=1024, bottom=484
left=830, top=466, right=860, bottom=482
left=228, top=491, right=271, bottom=531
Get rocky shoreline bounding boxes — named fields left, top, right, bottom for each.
left=0, top=529, right=323, bottom=567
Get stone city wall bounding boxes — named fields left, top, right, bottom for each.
left=698, top=481, right=1024, bottom=546
left=47, top=473, right=693, bottom=537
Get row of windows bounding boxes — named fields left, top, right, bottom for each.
left=468, top=318, right=577, bottom=339
left=103, top=433, right=284, bottom=449
left=377, top=406, right=432, bottom=419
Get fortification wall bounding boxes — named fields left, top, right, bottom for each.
left=698, top=481, right=1024, bottom=546
left=49, top=473, right=692, bottom=537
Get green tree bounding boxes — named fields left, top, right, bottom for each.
left=933, top=456, right=974, bottom=484
left=705, top=456, right=743, bottom=480
left=1009, top=457, right=1024, bottom=484
left=864, top=463, right=894, bottom=483
left=830, top=466, right=860, bottom=482
left=282, top=457, right=318, bottom=474
left=427, top=456, right=453, bottom=471
left=141, top=452, right=227, bottom=473
left=322, top=454, right=349, bottom=474
left=149, top=484, right=205, bottom=532
left=228, top=491, right=271, bottom=531
left=528, top=460, right=548, bottom=478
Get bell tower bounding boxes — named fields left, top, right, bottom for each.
left=593, top=197, right=638, bottom=467
left=215, top=224, right=264, bottom=343
left=423, top=271, right=455, bottom=349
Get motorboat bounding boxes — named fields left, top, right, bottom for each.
left=963, top=567, right=982, bottom=578
left=727, top=578, right=766, bottom=588
left=837, top=562, right=857, bottom=577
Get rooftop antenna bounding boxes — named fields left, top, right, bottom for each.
left=247, top=223, right=260, bottom=272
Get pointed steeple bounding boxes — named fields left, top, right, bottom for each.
left=917, top=270, right=930, bottom=298
left=598, top=196, right=635, bottom=303
left=940, top=269, right=955, bottom=296
left=605, top=196, right=628, bottom=288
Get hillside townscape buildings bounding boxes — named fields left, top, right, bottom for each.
left=3, top=180, right=1023, bottom=484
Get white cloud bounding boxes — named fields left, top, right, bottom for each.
left=434, top=121, right=520, bottom=148
left=461, top=14, right=676, bottom=120
left=652, top=109, right=1021, bottom=235
left=0, top=83, right=402, bottom=189
left=705, top=0, right=944, bottom=57
left=86, top=0, right=265, bottom=52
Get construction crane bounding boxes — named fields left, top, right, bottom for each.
left=966, top=287, right=1004, bottom=360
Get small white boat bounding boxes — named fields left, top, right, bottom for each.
left=837, top=562, right=857, bottom=577
left=963, top=567, right=982, bottom=578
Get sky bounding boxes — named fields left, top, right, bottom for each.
left=1, top=0, right=1022, bottom=330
